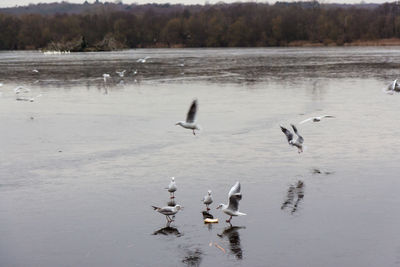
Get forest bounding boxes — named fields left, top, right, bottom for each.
left=1, top=1, right=400, bottom=50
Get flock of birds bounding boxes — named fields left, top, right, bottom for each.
left=152, top=98, right=336, bottom=226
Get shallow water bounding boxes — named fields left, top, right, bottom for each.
left=1, top=48, right=400, bottom=266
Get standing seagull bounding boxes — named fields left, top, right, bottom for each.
left=167, top=177, right=177, bottom=199
left=217, top=182, right=246, bottom=224
left=280, top=124, right=304, bottom=153
left=202, top=190, right=213, bottom=211
left=299, top=115, right=335, bottom=124
left=152, top=205, right=183, bottom=224
left=176, top=99, right=200, bottom=135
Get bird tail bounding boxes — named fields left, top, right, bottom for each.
left=152, top=206, right=160, bottom=210
left=237, top=212, right=247, bottom=216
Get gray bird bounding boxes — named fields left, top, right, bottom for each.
left=167, top=177, right=177, bottom=199
left=280, top=124, right=304, bottom=153
left=202, top=190, right=213, bottom=211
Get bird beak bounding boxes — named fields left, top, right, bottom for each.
left=216, top=206, right=221, bottom=209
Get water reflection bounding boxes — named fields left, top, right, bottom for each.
left=152, top=226, right=181, bottom=237
left=281, top=180, right=305, bottom=214
left=182, top=248, right=202, bottom=267
left=217, top=226, right=245, bottom=260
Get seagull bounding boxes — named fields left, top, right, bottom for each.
left=116, top=70, right=126, bottom=77
left=280, top=124, right=304, bottom=153
left=389, top=79, right=400, bottom=92
left=176, top=99, right=200, bottom=135
left=102, top=73, right=110, bottom=82
left=152, top=205, right=183, bottom=224
left=132, top=69, right=138, bottom=75
left=137, top=56, right=149, bottom=63
left=299, top=115, right=335, bottom=124
left=32, top=69, right=39, bottom=73
left=202, top=190, right=213, bottom=211
left=167, top=177, right=177, bottom=199
left=14, top=86, right=30, bottom=94
left=216, top=182, right=246, bottom=224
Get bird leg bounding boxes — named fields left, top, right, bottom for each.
left=226, top=216, right=232, bottom=223
left=206, top=205, right=210, bottom=211
left=192, top=129, right=196, bottom=135
left=166, top=215, right=174, bottom=223
left=170, top=193, right=175, bottom=199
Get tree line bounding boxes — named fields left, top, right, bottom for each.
left=1, top=1, right=400, bottom=50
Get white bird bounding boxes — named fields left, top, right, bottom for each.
left=133, top=69, right=138, bottom=75
left=102, top=73, right=110, bottom=82
left=388, top=79, right=400, bottom=92
left=202, top=190, right=213, bottom=211
left=152, top=205, right=183, bottom=224
left=299, top=115, right=335, bottom=124
left=167, top=177, right=177, bottom=199
left=116, top=70, right=126, bottom=77
left=14, top=86, right=30, bottom=94
left=280, top=124, right=304, bottom=153
left=176, top=99, right=201, bottom=135
left=32, top=69, right=39, bottom=73
left=137, top=56, right=149, bottom=63
left=216, top=182, right=246, bottom=224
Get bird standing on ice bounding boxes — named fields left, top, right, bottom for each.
left=176, top=99, right=200, bottom=135
left=216, top=182, right=246, bottom=224
left=167, top=177, right=177, bottom=199
left=202, top=190, right=213, bottom=211
left=152, top=205, right=183, bottom=224
left=280, top=124, right=304, bottom=153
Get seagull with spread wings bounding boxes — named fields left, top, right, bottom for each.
left=280, top=124, right=304, bottom=153
left=217, top=182, right=246, bottom=224
left=299, top=115, right=335, bottom=124
left=176, top=99, right=201, bottom=135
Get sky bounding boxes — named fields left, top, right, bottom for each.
left=0, top=0, right=392, bottom=8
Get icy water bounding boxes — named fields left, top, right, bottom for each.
left=1, top=47, right=400, bottom=267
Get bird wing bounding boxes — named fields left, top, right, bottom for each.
left=291, top=124, right=304, bottom=143
left=227, top=182, right=241, bottom=211
left=299, top=118, right=312, bottom=124
left=280, top=126, right=293, bottom=143
left=186, top=99, right=197, bottom=123
left=228, top=192, right=242, bottom=212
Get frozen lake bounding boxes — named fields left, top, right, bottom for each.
left=1, top=47, right=400, bottom=266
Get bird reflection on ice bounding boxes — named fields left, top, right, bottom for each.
left=217, top=226, right=245, bottom=260
left=153, top=226, right=181, bottom=237
left=281, top=180, right=305, bottom=214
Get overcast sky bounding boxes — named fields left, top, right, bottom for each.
left=0, top=0, right=391, bottom=8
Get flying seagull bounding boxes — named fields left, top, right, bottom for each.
left=152, top=205, right=183, bottom=224
left=167, top=177, right=177, bottom=199
left=217, top=182, right=246, bottom=224
left=299, top=115, right=335, bottom=124
left=116, top=70, right=126, bottom=77
left=137, top=56, right=150, bottom=63
left=176, top=99, right=200, bottom=135
left=280, top=124, right=304, bottom=153
left=202, top=190, right=213, bottom=211
left=102, top=73, right=110, bottom=82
